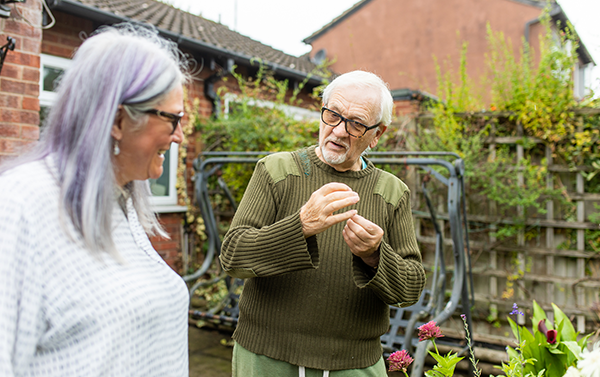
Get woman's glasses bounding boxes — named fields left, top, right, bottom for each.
left=145, top=109, right=184, bottom=134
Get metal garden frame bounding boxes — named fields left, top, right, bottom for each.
left=184, top=150, right=475, bottom=376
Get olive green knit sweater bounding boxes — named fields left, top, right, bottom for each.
left=220, top=146, right=426, bottom=371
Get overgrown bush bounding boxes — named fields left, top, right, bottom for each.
left=416, top=7, right=600, bottom=300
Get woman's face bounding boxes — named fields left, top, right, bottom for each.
left=112, top=84, right=185, bottom=187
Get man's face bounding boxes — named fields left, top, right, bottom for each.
left=317, top=85, right=386, bottom=172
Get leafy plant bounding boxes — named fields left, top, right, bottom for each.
left=496, top=301, right=592, bottom=377
left=418, top=5, right=599, bottom=301
left=420, top=321, right=464, bottom=377
left=195, top=63, right=326, bottom=203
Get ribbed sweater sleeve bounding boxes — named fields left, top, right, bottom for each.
left=220, top=159, right=319, bottom=278
left=352, top=189, right=426, bottom=307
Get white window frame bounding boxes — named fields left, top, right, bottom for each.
left=40, top=53, right=184, bottom=212
left=149, top=142, right=182, bottom=210
left=40, top=54, right=71, bottom=107
left=574, top=61, right=594, bottom=99
left=223, top=93, right=320, bottom=121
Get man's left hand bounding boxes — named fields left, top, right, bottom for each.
left=342, top=214, right=383, bottom=268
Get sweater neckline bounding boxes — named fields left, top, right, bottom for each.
left=306, top=145, right=375, bottom=178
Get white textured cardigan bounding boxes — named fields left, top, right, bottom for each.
left=0, top=157, right=189, bottom=376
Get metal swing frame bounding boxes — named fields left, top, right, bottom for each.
left=184, top=150, right=475, bottom=376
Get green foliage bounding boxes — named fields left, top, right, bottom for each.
left=425, top=350, right=463, bottom=377
left=195, top=63, right=328, bottom=202
left=494, top=301, right=591, bottom=377
left=420, top=6, right=600, bottom=297
left=586, top=204, right=600, bottom=252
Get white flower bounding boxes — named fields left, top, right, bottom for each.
left=564, top=366, right=582, bottom=377
left=578, top=341, right=600, bottom=377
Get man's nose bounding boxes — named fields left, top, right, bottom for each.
left=332, top=120, right=350, bottom=137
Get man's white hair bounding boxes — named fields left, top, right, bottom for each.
left=322, top=70, right=394, bottom=126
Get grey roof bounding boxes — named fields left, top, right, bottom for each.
left=49, top=0, right=325, bottom=83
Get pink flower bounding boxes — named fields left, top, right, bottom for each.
left=387, top=350, right=414, bottom=372
left=418, top=321, right=444, bottom=341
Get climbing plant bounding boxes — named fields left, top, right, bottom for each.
left=415, top=7, right=599, bottom=300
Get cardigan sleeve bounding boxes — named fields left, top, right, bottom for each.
left=219, top=161, right=319, bottom=279
left=0, top=191, right=45, bottom=376
left=352, top=189, right=426, bottom=307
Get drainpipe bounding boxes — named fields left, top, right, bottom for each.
left=524, top=17, right=539, bottom=46
left=524, top=5, right=561, bottom=45
left=204, top=58, right=234, bottom=118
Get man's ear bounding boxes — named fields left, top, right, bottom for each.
left=370, top=124, right=387, bottom=149
left=111, top=106, right=125, bottom=141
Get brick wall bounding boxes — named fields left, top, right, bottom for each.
left=151, top=213, right=185, bottom=272
left=394, top=99, right=422, bottom=117
left=0, top=1, right=42, bottom=163
left=42, top=11, right=93, bottom=58
left=308, top=0, right=543, bottom=97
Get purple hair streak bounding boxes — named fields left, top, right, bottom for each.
left=1, top=23, right=189, bottom=260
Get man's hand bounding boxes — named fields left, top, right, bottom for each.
left=300, top=182, right=359, bottom=238
left=343, top=214, right=383, bottom=268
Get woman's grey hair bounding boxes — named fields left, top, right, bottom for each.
left=1, top=23, right=189, bottom=260
left=322, top=70, right=394, bottom=127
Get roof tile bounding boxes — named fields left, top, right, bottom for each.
left=70, top=0, right=321, bottom=76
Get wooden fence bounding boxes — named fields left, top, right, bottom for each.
left=399, top=108, right=600, bottom=347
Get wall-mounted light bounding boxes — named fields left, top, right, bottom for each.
left=0, top=36, right=16, bottom=75
left=0, top=0, right=26, bottom=19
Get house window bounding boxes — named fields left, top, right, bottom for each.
left=223, top=93, right=320, bottom=121
left=40, top=53, right=184, bottom=212
left=574, top=61, right=593, bottom=99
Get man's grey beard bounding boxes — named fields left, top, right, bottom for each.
left=321, top=145, right=348, bottom=165
left=320, top=137, right=349, bottom=165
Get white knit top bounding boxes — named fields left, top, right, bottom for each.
left=0, top=157, right=189, bottom=376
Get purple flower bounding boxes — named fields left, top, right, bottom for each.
left=538, top=319, right=557, bottom=344
left=547, top=330, right=558, bottom=344
left=387, top=350, right=414, bottom=372
left=510, top=303, right=524, bottom=316
left=418, top=321, right=444, bottom=341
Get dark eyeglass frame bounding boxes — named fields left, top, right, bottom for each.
left=320, top=107, right=379, bottom=138
left=144, top=109, right=184, bottom=135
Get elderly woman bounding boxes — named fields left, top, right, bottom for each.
left=0, top=24, right=190, bottom=376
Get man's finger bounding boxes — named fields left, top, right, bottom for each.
left=347, top=214, right=377, bottom=235
left=327, top=210, right=358, bottom=227
left=324, top=193, right=359, bottom=214
left=317, top=182, right=353, bottom=195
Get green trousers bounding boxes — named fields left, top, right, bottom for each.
left=232, top=342, right=387, bottom=377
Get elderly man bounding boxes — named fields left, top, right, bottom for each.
left=220, top=70, right=426, bottom=376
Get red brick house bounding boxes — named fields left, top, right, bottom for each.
left=303, top=0, right=595, bottom=113
left=0, top=0, right=325, bottom=272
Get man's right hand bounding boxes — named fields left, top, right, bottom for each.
left=299, top=182, right=360, bottom=238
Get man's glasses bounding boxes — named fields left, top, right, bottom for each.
left=320, top=107, right=379, bottom=138
left=145, top=109, right=184, bottom=135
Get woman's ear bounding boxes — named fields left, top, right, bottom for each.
left=111, top=105, right=125, bottom=141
